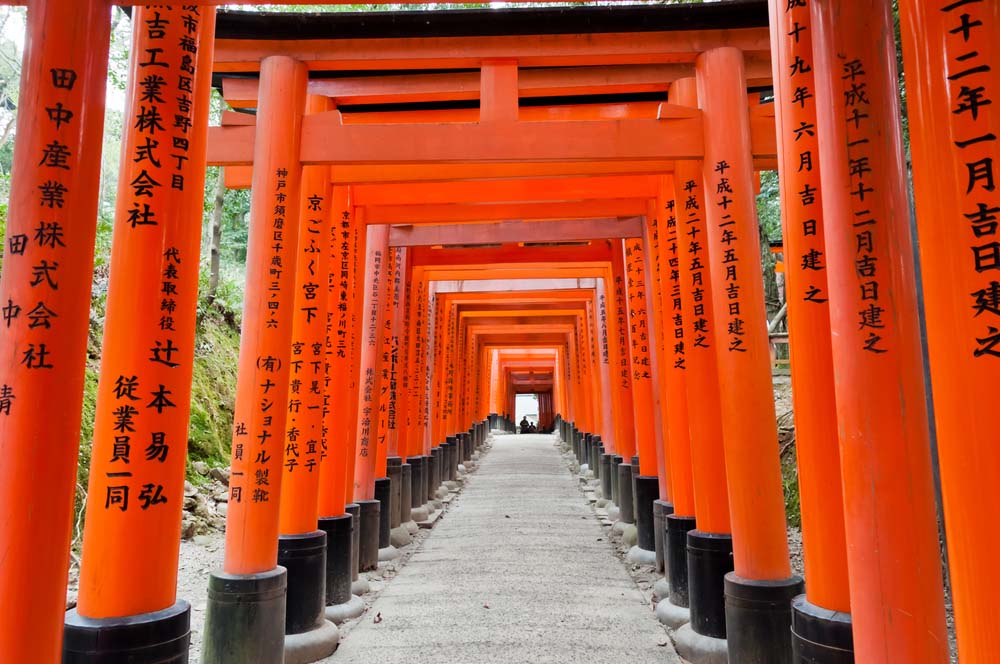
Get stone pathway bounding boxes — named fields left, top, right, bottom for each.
left=324, top=433, right=681, bottom=664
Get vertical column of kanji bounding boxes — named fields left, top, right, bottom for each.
left=695, top=48, right=802, bottom=664
left=767, top=1, right=853, bottom=660
left=343, top=204, right=368, bottom=513
left=65, top=7, right=213, bottom=661
left=608, top=242, right=637, bottom=461
left=375, top=247, right=403, bottom=558
left=202, top=55, right=307, bottom=664
left=810, top=1, right=949, bottom=661
left=318, top=184, right=367, bottom=620
left=595, top=277, right=615, bottom=450
left=273, top=93, right=340, bottom=657
left=899, top=4, right=998, bottom=662
left=0, top=1, right=109, bottom=659
left=319, top=186, right=353, bottom=522
left=669, top=79, right=733, bottom=646
left=632, top=210, right=671, bottom=569
left=652, top=176, right=699, bottom=623
left=353, top=222, right=389, bottom=572
left=587, top=296, right=606, bottom=441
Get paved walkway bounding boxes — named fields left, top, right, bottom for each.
left=326, top=433, right=681, bottom=664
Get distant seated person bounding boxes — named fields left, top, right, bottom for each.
left=519, top=416, right=530, bottom=433
left=527, top=422, right=537, bottom=433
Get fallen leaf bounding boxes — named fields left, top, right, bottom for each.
left=373, top=612, right=383, bottom=624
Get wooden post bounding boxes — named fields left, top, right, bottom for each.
left=767, top=0, right=853, bottom=658
left=202, top=55, right=307, bottom=664
left=0, top=1, right=110, bottom=658
left=899, top=4, right=999, bottom=662
left=811, top=0, right=949, bottom=660
left=66, top=8, right=215, bottom=660
left=696, top=48, right=801, bottom=663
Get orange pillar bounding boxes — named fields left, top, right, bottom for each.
left=696, top=48, right=800, bottom=661
left=596, top=278, right=616, bottom=449
left=279, top=96, right=333, bottom=537
left=623, top=238, right=660, bottom=478
left=0, top=1, right=109, bottom=658
left=68, top=7, right=214, bottom=658
left=274, top=95, right=339, bottom=648
left=374, top=247, right=397, bottom=478
left=811, top=0, right=949, bottom=660
left=318, top=186, right=355, bottom=520
left=900, top=4, right=999, bottom=662
left=767, top=0, right=852, bottom=656
left=204, top=55, right=307, bottom=664
left=353, top=222, right=389, bottom=570
left=610, top=240, right=637, bottom=461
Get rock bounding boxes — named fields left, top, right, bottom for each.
left=183, top=495, right=198, bottom=512
left=216, top=502, right=228, bottom=517
left=184, top=481, right=198, bottom=497
left=209, top=467, right=230, bottom=485
left=180, top=515, right=197, bottom=540
left=192, top=461, right=210, bottom=476
left=66, top=591, right=78, bottom=610
left=193, top=535, right=214, bottom=546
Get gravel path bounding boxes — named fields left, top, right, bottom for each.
left=326, top=433, right=680, bottom=664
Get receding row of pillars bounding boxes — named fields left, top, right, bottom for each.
left=0, top=1, right=996, bottom=664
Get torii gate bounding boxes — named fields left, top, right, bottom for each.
left=0, top=2, right=995, bottom=664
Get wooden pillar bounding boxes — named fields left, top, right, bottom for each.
left=655, top=177, right=696, bottom=519
left=596, top=277, right=616, bottom=449
left=767, top=0, right=852, bottom=657
left=0, top=1, right=110, bottom=658
left=374, top=246, right=397, bottom=477
left=623, top=238, right=661, bottom=477
left=610, top=240, right=637, bottom=460
left=696, top=48, right=801, bottom=661
left=278, top=96, right=333, bottom=536
left=204, top=54, right=307, bottom=664
left=811, top=0, right=948, bottom=660
left=352, top=224, right=390, bottom=501
left=899, top=4, right=999, bottom=661
left=67, top=7, right=214, bottom=658
left=318, top=186, right=355, bottom=520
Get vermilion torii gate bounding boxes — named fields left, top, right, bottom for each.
left=0, top=2, right=996, bottom=664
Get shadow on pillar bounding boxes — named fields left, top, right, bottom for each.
left=278, top=531, right=339, bottom=663
left=64, top=601, right=191, bottom=663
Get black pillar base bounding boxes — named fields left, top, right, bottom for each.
left=428, top=448, right=441, bottom=500
left=374, top=477, right=392, bottom=548
left=200, top=567, right=287, bottom=664
left=449, top=437, right=460, bottom=478
left=344, top=503, right=361, bottom=584
left=356, top=499, right=380, bottom=572
left=400, top=462, right=412, bottom=523
left=617, top=463, right=635, bottom=523
left=409, top=456, right=425, bottom=509
left=278, top=530, right=327, bottom=635
left=725, top=573, right=804, bottom=664
left=633, top=475, right=659, bottom=552
left=791, top=595, right=854, bottom=663
left=687, top=530, right=734, bottom=639
left=652, top=499, right=672, bottom=574
left=318, top=514, right=352, bottom=606
left=610, top=455, right=623, bottom=504
left=666, top=514, right=696, bottom=608
left=600, top=452, right=613, bottom=500
left=386, top=458, right=402, bottom=529
left=64, top=600, right=190, bottom=664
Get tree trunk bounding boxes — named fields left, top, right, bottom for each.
left=208, top=170, right=225, bottom=300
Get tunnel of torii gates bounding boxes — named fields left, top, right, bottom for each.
left=0, top=0, right=995, bottom=663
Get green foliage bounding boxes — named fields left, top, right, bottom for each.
left=781, top=444, right=802, bottom=530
